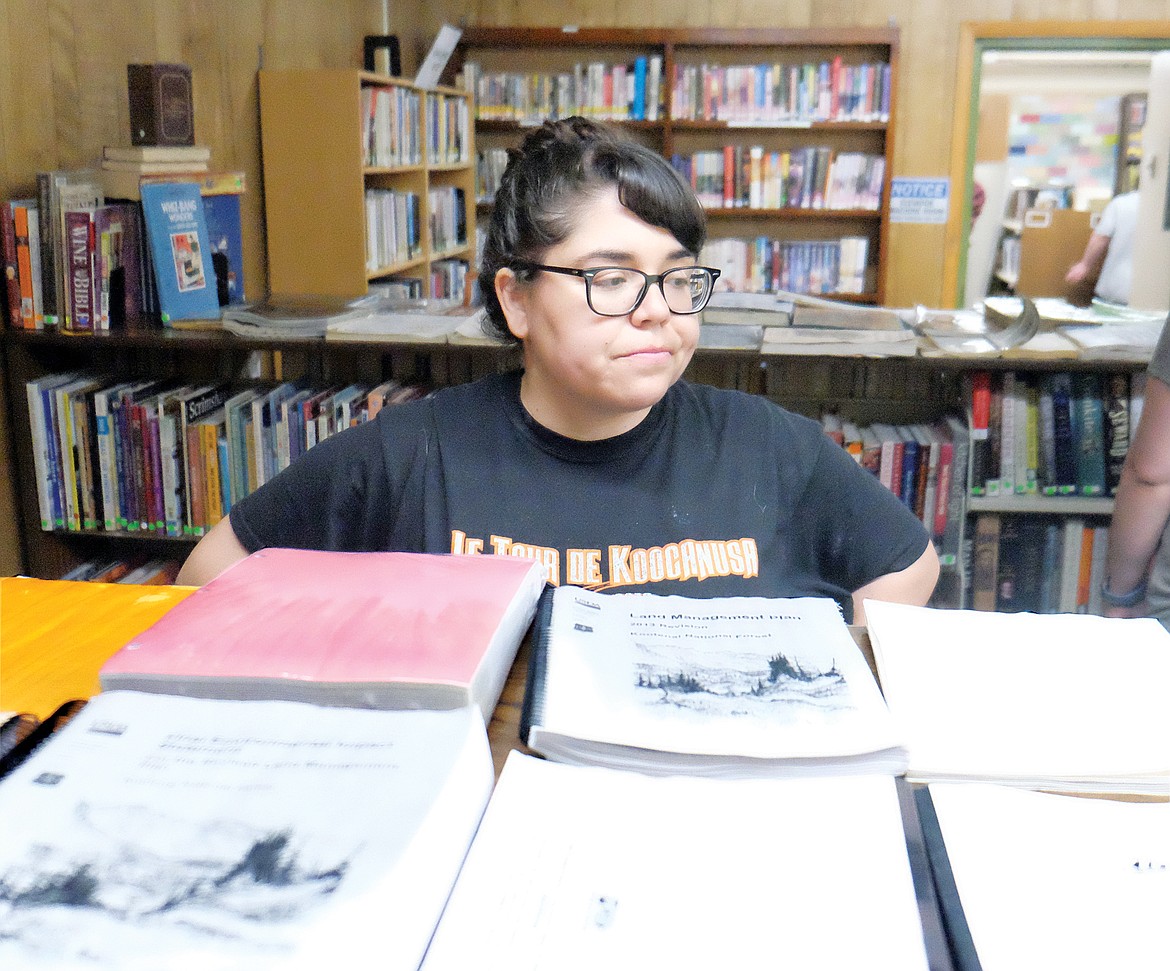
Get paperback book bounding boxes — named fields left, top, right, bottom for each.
left=0, top=691, right=493, bottom=971
left=139, top=181, right=221, bottom=323
left=522, top=587, right=907, bottom=777
left=100, top=548, right=547, bottom=720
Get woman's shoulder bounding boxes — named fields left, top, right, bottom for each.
left=669, top=380, right=823, bottom=438
left=375, top=372, right=519, bottom=424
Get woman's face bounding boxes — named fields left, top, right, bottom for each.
left=496, top=187, right=701, bottom=441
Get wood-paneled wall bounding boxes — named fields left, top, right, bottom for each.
left=1, top=0, right=1166, bottom=575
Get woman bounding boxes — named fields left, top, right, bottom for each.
left=1101, top=315, right=1170, bottom=626
left=178, top=118, right=937, bottom=623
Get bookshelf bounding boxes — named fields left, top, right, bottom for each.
left=2, top=314, right=1148, bottom=600
left=258, top=69, right=476, bottom=301
left=452, top=27, right=897, bottom=305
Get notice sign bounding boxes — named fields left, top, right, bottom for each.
left=889, top=178, right=950, bottom=224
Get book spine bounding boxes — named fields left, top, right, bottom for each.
left=202, top=422, right=224, bottom=526
left=2, top=202, right=22, bottom=327
left=129, top=401, right=150, bottom=530
left=967, top=371, right=991, bottom=496
left=35, top=174, right=59, bottom=325
left=94, top=389, right=120, bottom=531
left=72, top=393, right=99, bottom=530
left=158, top=408, right=184, bottom=537
left=54, top=386, right=81, bottom=531
left=971, top=513, right=1000, bottom=612
left=1103, top=373, right=1129, bottom=497
left=1072, top=373, right=1106, bottom=497
left=145, top=406, right=166, bottom=531
left=12, top=203, right=37, bottom=328
left=185, top=422, right=206, bottom=535
left=25, top=379, right=57, bottom=530
left=64, top=209, right=95, bottom=332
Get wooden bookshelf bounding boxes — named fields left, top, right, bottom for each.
left=452, top=27, right=897, bottom=305
left=258, top=69, right=475, bottom=301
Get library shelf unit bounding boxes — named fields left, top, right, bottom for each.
left=451, top=27, right=898, bottom=305
left=258, top=69, right=476, bottom=301
left=2, top=314, right=1148, bottom=605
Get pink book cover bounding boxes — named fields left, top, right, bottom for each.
left=100, top=548, right=547, bottom=718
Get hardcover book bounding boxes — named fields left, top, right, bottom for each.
left=127, top=63, right=194, bottom=146
left=522, top=587, right=907, bottom=777
left=100, top=548, right=547, bottom=721
left=139, top=181, right=221, bottom=323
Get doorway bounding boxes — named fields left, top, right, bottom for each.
left=941, top=22, right=1170, bottom=309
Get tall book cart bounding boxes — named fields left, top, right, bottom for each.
left=258, top=69, right=476, bottom=300
left=453, top=27, right=897, bottom=305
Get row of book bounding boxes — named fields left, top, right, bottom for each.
left=671, top=146, right=884, bottom=211
left=461, top=56, right=665, bottom=123
left=364, top=188, right=422, bottom=271
left=701, top=234, right=870, bottom=295
left=362, top=84, right=423, bottom=168
left=971, top=512, right=1110, bottom=616
left=823, top=414, right=968, bottom=571
left=2, top=167, right=244, bottom=330
left=25, top=372, right=427, bottom=538
left=58, top=555, right=182, bottom=585
left=426, top=187, right=468, bottom=256
left=429, top=257, right=471, bottom=302
left=425, top=91, right=471, bottom=165
left=670, top=58, right=892, bottom=124
left=968, top=369, right=1142, bottom=498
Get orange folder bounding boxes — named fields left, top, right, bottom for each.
left=0, top=577, right=195, bottom=719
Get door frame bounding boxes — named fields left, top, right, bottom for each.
left=941, top=20, right=1170, bottom=308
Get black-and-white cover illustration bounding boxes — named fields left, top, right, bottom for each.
left=529, top=590, right=907, bottom=776
left=0, top=692, right=492, bottom=970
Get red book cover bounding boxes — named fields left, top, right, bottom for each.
left=933, top=432, right=955, bottom=539
left=722, top=144, right=735, bottom=208
left=100, top=549, right=548, bottom=720
left=2, top=201, right=23, bottom=327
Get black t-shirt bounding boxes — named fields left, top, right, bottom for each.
left=230, top=372, right=928, bottom=619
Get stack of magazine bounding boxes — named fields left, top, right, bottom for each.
left=222, top=296, right=371, bottom=339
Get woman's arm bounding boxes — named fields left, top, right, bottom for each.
left=175, top=514, right=251, bottom=586
left=1102, top=374, right=1170, bottom=617
left=852, top=542, right=940, bottom=626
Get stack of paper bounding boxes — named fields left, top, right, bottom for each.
left=223, top=297, right=369, bottom=338
left=921, top=782, right=1170, bottom=971
left=865, top=600, right=1170, bottom=796
left=1060, top=315, right=1167, bottom=360
left=326, top=301, right=486, bottom=342
left=762, top=326, right=919, bottom=356
left=422, top=753, right=931, bottom=970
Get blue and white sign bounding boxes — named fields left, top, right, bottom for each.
left=889, top=177, right=950, bottom=224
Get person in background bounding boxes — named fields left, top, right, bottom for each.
left=1101, top=315, right=1170, bottom=628
left=1064, top=189, right=1139, bottom=305
left=177, top=118, right=938, bottom=623
left=970, top=180, right=986, bottom=222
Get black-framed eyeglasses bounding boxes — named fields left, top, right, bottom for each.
left=513, top=262, right=722, bottom=317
